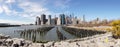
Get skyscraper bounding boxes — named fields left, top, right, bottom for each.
left=36, top=16, right=41, bottom=25
left=60, top=14, right=66, bottom=25
left=57, top=17, right=61, bottom=25
left=69, top=14, right=73, bottom=24
left=48, top=15, right=51, bottom=25
left=72, top=16, right=77, bottom=25
left=83, top=14, right=85, bottom=23
left=65, top=16, right=72, bottom=25
left=54, top=17, right=58, bottom=25
left=41, top=14, right=46, bottom=25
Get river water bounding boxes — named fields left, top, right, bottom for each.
left=0, top=25, right=77, bottom=42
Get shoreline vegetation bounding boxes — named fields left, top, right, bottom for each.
left=62, top=27, right=106, bottom=38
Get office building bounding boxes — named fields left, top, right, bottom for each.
left=72, top=16, right=77, bottom=25
left=83, top=14, right=85, bottom=22
left=57, top=17, right=61, bottom=25
left=54, top=17, right=58, bottom=25
left=36, top=16, right=41, bottom=25
left=48, top=15, right=51, bottom=25
left=41, top=14, right=47, bottom=25
left=60, top=14, right=66, bottom=25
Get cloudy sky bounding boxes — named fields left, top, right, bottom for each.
left=0, top=0, right=120, bottom=24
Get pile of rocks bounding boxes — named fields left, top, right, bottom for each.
left=0, top=34, right=10, bottom=39
left=1, top=32, right=120, bottom=47
left=0, top=34, right=32, bottom=47
left=28, top=32, right=120, bottom=47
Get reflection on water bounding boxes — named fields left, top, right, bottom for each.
left=56, top=27, right=67, bottom=40
left=58, top=26, right=77, bottom=39
left=15, top=26, right=78, bottom=43
left=16, top=27, right=54, bottom=43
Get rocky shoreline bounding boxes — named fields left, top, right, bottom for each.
left=0, top=34, right=32, bottom=47
left=0, top=32, right=120, bottom=47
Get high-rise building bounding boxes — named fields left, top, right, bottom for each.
left=54, top=17, right=58, bottom=25
left=78, top=17, right=82, bottom=24
left=57, top=17, right=61, bottom=25
left=51, top=19, right=55, bottom=25
left=36, top=16, right=41, bottom=25
left=72, top=16, right=77, bottom=25
left=65, top=16, right=72, bottom=25
left=90, top=18, right=100, bottom=24
left=48, top=15, right=51, bottom=25
left=41, top=14, right=47, bottom=25
left=69, top=15, right=73, bottom=24
left=65, top=16, right=68, bottom=25
left=83, top=14, right=85, bottom=22
left=60, top=14, right=66, bottom=25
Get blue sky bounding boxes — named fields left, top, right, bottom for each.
left=0, top=0, right=120, bottom=24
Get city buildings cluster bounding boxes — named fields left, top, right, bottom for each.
left=35, top=14, right=83, bottom=25
left=35, top=14, right=109, bottom=26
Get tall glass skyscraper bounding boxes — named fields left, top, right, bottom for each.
left=60, top=14, right=66, bottom=25
left=36, top=16, right=41, bottom=25
left=48, top=15, right=51, bottom=25
left=41, top=14, right=46, bottom=25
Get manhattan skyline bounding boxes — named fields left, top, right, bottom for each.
left=0, top=0, right=120, bottom=24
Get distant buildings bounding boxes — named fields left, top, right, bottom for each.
left=54, top=17, right=58, bottom=25
left=51, top=19, right=56, bottom=25
left=60, top=14, right=66, bottom=25
left=35, top=14, right=88, bottom=26
left=72, top=17, right=77, bottom=25
left=41, top=14, right=47, bottom=25
left=65, top=16, right=72, bottom=24
left=48, top=15, right=51, bottom=25
left=82, top=15, right=86, bottom=23
left=90, top=18, right=100, bottom=24
left=35, top=16, right=41, bottom=25
left=34, top=13, right=111, bottom=27
left=35, top=14, right=48, bottom=25
left=57, top=17, right=61, bottom=25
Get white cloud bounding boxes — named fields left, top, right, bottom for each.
left=2, top=5, right=12, bottom=15
left=5, top=0, right=15, bottom=3
left=0, top=0, right=3, bottom=2
left=18, top=1, right=49, bottom=13
left=0, top=0, right=61, bottom=18
left=0, top=6, right=3, bottom=13
left=1, top=0, right=51, bottom=17
left=0, top=19, right=31, bottom=25
left=17, top=1, right=52, bottom=18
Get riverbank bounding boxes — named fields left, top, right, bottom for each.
left=0, top=32, right=120, bottom=47
left=67, top=26, right=111, bottom=31
left=0, top=25, right=21, bottom=27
